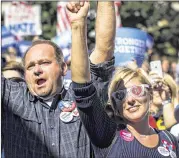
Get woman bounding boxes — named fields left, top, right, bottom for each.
left=72, top=67, right=179, bottom=158
left=149, top=72, right=178, bottom=130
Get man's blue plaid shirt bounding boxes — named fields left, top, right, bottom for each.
left=1, top=58, right=114, bottom=158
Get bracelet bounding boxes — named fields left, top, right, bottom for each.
left=162, top=100, right=171, bottom=106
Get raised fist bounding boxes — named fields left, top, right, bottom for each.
left=66, top=1, right=90, bottom=23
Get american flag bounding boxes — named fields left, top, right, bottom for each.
left=115, top=1, right=122, bottom=28
left=56, top=1, right=122, bottom=35
left=56, top=2, right=71, bottom=36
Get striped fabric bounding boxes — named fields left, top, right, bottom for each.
left=115, top=2, right=122, bottom=28
left=72, top=82, right=179, bottom=158
left=56, top=2, right=71, bottom=36
left=1, top=58, right=114, bottom=158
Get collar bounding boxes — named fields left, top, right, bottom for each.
left=29, top=86, right=67, bottom=102
left=29, top=92, right=36, bottom=102
left=50, top=86, right=67, bottom=110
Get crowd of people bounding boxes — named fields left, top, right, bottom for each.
left=1, top=1, right=179, bottom=158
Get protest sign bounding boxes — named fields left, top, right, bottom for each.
left=17, top=40, right=32, bottom=57
left=1, top=26, right=17, bottom=53
left=114, top=27, right=152, bottom=67
left=4, top=2, right=42, bottom=36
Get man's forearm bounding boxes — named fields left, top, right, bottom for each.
left=71, top=19, right=90, bottom=83
left=90, top=2, right=116, bottom=64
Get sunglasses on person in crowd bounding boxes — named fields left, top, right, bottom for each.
left=112, top=84, right=150, bottom=102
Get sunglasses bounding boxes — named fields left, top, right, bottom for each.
left=112, top=84, right=150, bottom=102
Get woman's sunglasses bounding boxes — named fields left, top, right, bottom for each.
left=112, top=84, right=150, bottom=102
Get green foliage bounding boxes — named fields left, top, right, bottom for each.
left=120, top=1, right=179, bottom=59
left=3, top=1, right=178, bottom=59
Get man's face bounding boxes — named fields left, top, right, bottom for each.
left=24, top=43, right=64, bottom=97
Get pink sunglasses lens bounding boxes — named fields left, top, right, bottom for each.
left=131, top=86, right=143, bottom=96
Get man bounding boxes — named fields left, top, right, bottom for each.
left=2, top=1, right=116, bottom=158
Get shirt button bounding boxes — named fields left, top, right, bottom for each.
left=50, top=126, right=54, bottom=129
left=52, top=143, right=55, bottom=146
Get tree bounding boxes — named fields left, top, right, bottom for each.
left=119, top=1, right=179, bottom=61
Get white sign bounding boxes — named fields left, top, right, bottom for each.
left=4, top=2, right=42, bottom=36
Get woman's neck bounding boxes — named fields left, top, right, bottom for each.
left=127, top=117, right=153, bottom=136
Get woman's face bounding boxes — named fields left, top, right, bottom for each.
left=113, top=78, right=151, bottom=123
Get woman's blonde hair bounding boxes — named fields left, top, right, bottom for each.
left=107, top=67, right=152, bottom=117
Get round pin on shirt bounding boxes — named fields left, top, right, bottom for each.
left=60, top=112, right=73, bottom=123
left=120, top=130, right=134, bottom=142
left=157, top=146, right=169, bottom=156
left=170, top=150, right=177, bottom=158
left=72, top=108, right=79, bottom=117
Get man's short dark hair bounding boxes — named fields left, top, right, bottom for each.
left=22, top=39, right=64, bottom=66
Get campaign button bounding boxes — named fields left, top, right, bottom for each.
left=62, top=102, right=76, bottom=112
left=120, top=130, right=134, bottom=142
left=60, top=112, right=73, bottom=123
left=157, top=146, right=169, bottom=156
left=170, top=150, right=177, bottom=158
left=72, top=108, right=79, bottom=117
left=62, top=101, right=73, bottom=108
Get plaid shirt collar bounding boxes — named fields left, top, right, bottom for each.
left=28, top=86, right=67, bottom=102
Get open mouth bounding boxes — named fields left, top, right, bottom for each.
left=36, top=79, right=46, bottom=86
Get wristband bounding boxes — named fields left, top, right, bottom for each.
left=162, top=100, right=171, bottom=106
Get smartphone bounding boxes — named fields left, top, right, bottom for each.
left=150, top=60, right=163, bottom=78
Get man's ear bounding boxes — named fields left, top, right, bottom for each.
left=61, top=62, right=68, bottom=76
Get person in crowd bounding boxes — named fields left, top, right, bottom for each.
left=4, top=46, right=22, bottom=63
left=162, top=58, right=170, bottom=74
left=2, top=61, right=24, bottom=80
left=2, top=61, right=25, bottom=158
left=72, top=66, right=179, bottom=157
left=1, top=1, right=116, bottom=158
left=149, top=71, right=179, bottom=143
left=171, top=61, right=177, bottom=80
left=149, top=72, right=178, bottom=130
left=71, top=28, right=179, bottom=158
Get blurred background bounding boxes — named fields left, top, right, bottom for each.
left=1, top=1, right=179, bottom=77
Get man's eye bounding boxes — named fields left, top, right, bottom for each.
left=27, top=65, right=34, bottom=70
left=41, top=61, right=50, bottom=65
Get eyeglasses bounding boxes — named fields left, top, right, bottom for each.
left=112, top=84, right=150, bottom=102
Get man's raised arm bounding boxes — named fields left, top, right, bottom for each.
left=90, top=2, right=116, bottom=64
left=66, top=2, right=90, bottom=83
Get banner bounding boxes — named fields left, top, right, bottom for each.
left=114, top=27, right=152, bottom=67
left=1, top=26, right=17, bottom=52
left=4, top=2, right=42, bottom=36
left=17, top=40, right=32, bottom=57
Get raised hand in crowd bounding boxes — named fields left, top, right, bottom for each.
left=1, top=1, right=116, bottom=158
left=68, top=1, right=116, bottom=105
left=149, top=71, right=178, bottom=129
